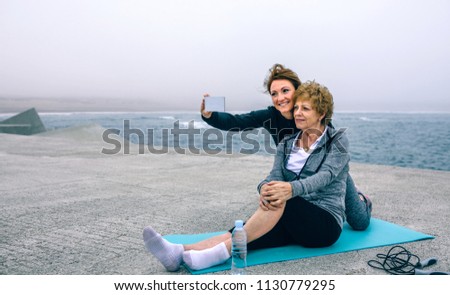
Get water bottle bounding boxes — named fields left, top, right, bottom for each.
left=231, top=220, right=247, bottom=275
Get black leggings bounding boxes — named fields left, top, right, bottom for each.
left=231, top=197, right=342, bottom=250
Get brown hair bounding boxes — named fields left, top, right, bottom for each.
left=263, top=64, right=301, bottom=93
left=293, top=81, right=334, bottom=126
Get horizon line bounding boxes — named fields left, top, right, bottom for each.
left=2, top=110, right=450, bottom=116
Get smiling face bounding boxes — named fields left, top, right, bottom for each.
left=293, top=96, right=325, bottom=131
left=270, top=79, right=295, bottom=118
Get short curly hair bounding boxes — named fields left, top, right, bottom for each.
left=293, top=81, right=334, bottom=126
left=263, top=64, right=301, bottom=93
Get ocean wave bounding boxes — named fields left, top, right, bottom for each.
left=179, top=120, right=210, bottom=129
left=40, top=112, right=83, bottom=116
left=358, top=116, right=388, bottom=122
left=159, top=116, right=176, bottom=120
left=39, top=111, right=135, bottom=116
left=0, top=113, right=16, bottom=118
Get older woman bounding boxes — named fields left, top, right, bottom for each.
left=144, top=81, right=351, bottom=271
left=201, top=64, right=371, bottom=231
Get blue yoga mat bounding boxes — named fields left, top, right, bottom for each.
left=165, top=218, right=434, bottom=275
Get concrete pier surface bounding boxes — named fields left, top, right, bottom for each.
left=1, top=125, right=449, bottom=275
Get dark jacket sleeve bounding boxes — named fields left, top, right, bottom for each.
left=202, top=108, right=272, bottom=131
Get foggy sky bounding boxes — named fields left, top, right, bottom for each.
left=1, top=0, right=450, bottom=112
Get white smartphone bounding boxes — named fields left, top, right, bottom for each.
left=204, top=96, right=225, bottom=112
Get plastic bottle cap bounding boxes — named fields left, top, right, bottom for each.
left=235, top=220, right=244, bottom=228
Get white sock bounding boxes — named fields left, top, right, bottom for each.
left=183, top=242, right=230, bottom=270
left=143, top=226, right=184, bottom=272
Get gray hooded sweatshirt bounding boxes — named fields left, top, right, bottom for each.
left=258, top=124, right=350, bottom=229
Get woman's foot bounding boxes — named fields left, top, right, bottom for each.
left=143, top=226, right=184, bottom=271
left=357, top=190, right=372, bottom=212
left=183, top=242, right=230, bottom=270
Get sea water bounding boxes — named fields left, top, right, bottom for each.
left=1, top=111, right=449, bottom=171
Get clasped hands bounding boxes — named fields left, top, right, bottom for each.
left=259, top=181, right=293, bottom=211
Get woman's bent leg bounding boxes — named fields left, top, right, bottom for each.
left=244, top=205, right=286, bottom=244
left=247, top=197, right=342, bottom=250
left=345, top=175, right=372, bottom=231
left=281, top=197, right=341, bottom=247
left=183, top=204, right=286, bottom=270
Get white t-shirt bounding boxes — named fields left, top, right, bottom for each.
left=286, top=127, right=327, bottom=174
